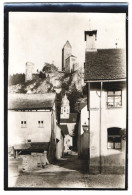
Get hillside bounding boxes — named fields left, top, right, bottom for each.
left=8, top=64, right=86, bottom=112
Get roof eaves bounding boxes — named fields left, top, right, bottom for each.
left=84, top=78, right=126, bottom=83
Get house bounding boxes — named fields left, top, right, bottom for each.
left=77, top=28, right=126, bottom=174
left=8, top=93, right=64, bottom=163
left=59, top=94, right=78, bottom=153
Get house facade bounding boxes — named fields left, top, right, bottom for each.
left=77, top=28, right=126, bottom=174
left=8, top=93, right=64, bottom=162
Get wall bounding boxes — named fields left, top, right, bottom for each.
left=90, top=88, right=126, bottom=172
left=65, top=57, right=70, bottom=73
left=70, top=57, right=77, bottom=72
left=86, top=34, right=97, bottom=51
left=8, top=110, right=52, bottom=146
left=73, top=63, right=79, bottom=72
left=65, top=57, right=77, bottom=73
left=78, top=87, right=126, bottom=172
left=25, top=62, right=34, bottom=82
left=64, top=135, right=72, bottom=152
left=77, top=105, right=89, bottom=158
left=56, top=133, right=64, bottom=159
left=62, top=46, right=72, bottom=71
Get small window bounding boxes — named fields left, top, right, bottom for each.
left=21, top=121, right=26, bottom=128
left=38, top=121, right=44, bottom=128
left=63, top=107, right=66, bottom=113
left=107, top=127, right=121, bottom=149
left=107, top=90, right=122, bottom=108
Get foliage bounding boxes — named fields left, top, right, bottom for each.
left=8, top=74, right=25, bottom=86
left=120, top=128, right=126, bottom=140
left=42, top=63, right=58, bottom=73
left=39, top=71, right=46, bottom=79
left=67, top=84, right=82, bottom=113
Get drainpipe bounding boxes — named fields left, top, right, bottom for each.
left=99, top=82, right=103, bottom=173
left=87, top=82, right=90, bottom=171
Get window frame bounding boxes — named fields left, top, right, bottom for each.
left=38, top=120, right=44, bottom=128
left=21, top=121, right=26, bottom=128
left=107, top=90, right=122, bottom=108
left=107, top=127, right=122, bottom=149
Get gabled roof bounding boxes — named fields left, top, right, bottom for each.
left=84, top=49, right=126, bottom=81
left=58, top=125, right=69, bottom=135
left=8, top=93, right=56, bottom=110
left=63, top=40, right=72, bottom=49
left=60, top=113, right=78, bottom=123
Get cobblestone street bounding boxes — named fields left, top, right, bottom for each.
left=8, top=153, right=125, bottom=189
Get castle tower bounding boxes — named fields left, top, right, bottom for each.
left=60, top=94, right=70, bottom=119
left=25, top=62, right=34, bottom=82
left=62, top=41, right=72, bottom=71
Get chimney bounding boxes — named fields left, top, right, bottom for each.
left=84, top=30, right=97, bottom=52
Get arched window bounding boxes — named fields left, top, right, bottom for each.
left=107, top=127, right=121, bottom=149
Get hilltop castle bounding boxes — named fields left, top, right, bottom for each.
left=62, top=41, right=79, bottom=73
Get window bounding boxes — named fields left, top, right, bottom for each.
left=107, top=91, right=122, bottom=108
left=38, top=121, right=44, bottom=128
left=21, top=121, right=26, bottom=128
left=107, top=127, right=121, bottom=149
left=64, top=107, right=66, bottom=113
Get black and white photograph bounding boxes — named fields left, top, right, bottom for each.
left=4, top=3, right=128, bottom=190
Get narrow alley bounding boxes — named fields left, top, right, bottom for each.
left=8, top=152, right=125, bottom=189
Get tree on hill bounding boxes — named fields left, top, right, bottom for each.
left=42, top=63, right=58, bottom=73
left=67, top=84, right=83, bottom=113
left=8, top=74, right=25, bottom=86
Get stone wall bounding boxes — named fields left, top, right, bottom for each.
left=19, top=153, right=49, bottom=171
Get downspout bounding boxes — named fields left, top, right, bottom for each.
left=87, top=82, right=90, bottom=171
left=99, top=82, right=103, bottom=173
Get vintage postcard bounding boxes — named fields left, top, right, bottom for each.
left=4, top=3, right=128, bottom=190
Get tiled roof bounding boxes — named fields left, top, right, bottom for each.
left=58, top=125, right=69, bottom=135
left=84, top=49, right=126, bottom=81
left=14, top=142, right=49, bottom=152
left=8, top=93, right=56, bottom=110
left=60, top=113, right=78, bottom=123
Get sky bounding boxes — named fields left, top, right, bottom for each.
left=9, top=12, right=126, bottom=74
